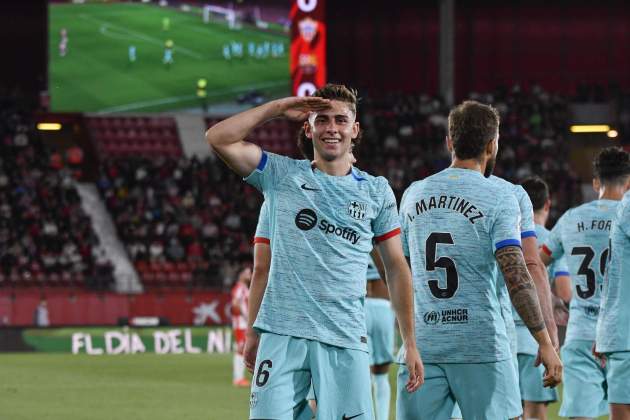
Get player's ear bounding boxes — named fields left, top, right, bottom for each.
left=484, top=137, right=496, bottom=158
left=544, top=199, right=551, bottom=213
left=592, top=178, right=600, bottom=193
left=351, top=121, right=359, bottom=139
left=445, top=136, right=453, bottom=153
left=303, top=121, right=313, bottom=139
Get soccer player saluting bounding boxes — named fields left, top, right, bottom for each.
left=541, top=146, right=630, bottom=419
left=206, top=84, right=423, bottom=419
left=518, top=176, right=572, bottom=419
left=595, top=155, right=630, bottom=420
left=397, top=100, right=562, bottom=420
left=245, top=145, right=359, bottom=418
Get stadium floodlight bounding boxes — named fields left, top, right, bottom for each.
left=37, top=123, right=62, bottom=131
left=569, top=124, right=611, bottom=133
left=607, top=129, right=619, bottom=138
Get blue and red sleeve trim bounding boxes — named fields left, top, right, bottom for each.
left=375, top=228, right=401, bottom=243
left=495, top=238, right=521, bottom=250
left=256, top=151, right=268, bottom=171
left=252, top=237, right=270, bottom=245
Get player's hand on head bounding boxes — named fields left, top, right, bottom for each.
left=277, top=96, right=331, bottom=121
left=404, top=344, right=424, bottom=393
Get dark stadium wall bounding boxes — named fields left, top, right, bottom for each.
left=326, top=0, right=630, bottom=97
left=0, top=0, right=47, bottom=100
left=455, top=0, right=630, bottom=98
left=326, top=0, right=440, bottom=95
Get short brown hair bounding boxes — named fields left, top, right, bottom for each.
left=297, top=83, right=362, bottom=159
left=312, top=83, right=359, bottom=114
left=448, top=100, right=500, bottom=160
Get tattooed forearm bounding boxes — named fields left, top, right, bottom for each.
left=496, top=246, right=546, bottom=334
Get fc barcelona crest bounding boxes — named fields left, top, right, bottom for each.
left=347, top=201, right=367, bottom=221
left=298, top=17, right=318, bottom=44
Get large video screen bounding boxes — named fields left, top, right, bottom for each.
left=48, top=0, right=291, bottom=113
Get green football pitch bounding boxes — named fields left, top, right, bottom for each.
left=49, top=3, right=290, bottom=113
left=0, top=353, right=608, bottom=420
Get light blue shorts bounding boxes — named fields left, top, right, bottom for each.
left=517, top=353, right=558, bottom=402
left=606, top=351, right=630, bottom=404
left=365, top=298, right=395, bottom=366
left=397, top=359, right=518, bottom=420
left=249, top=332, right=373, bottom=420
left=559, top=339, right=609, bottom=418
left=449, top=355, right=521, bottom=419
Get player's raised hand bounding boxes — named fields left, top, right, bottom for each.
left=276, top=96, right=331, bottom=121
left=243, top=330, right=260, bottom=373
left=536, top=342, right=563, bottom=388
left=404, top=343, right=424, bottom=393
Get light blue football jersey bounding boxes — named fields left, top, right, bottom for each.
left=490, top=177, right=536, bottom=355
left=245, top=152, right=400, bottom=352
left=399, top=168, right=521, bottom=363
left=536, top=224, right=570, bottom=284
left=544, top=199, right=619, bottom=343
left=596, top=192, right=630, bottom=353
left=254, top=200, right=270, bottom=240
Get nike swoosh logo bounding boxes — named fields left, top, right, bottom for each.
left=301, top=183, right=321, bottom=191
left=342, top=413, right=364, bottom=420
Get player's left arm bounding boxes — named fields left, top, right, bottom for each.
left=376, top=235, right=423, bottom=392
left=495, top=245, right=563, bottom=387
left=554, top=274, right=572, bottom=303
left=522, top=236, right=559, bottom=349
left=370, top=247, right=387, bottom=283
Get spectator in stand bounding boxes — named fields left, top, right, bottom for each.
left=0, top=95, right=110, bottom=288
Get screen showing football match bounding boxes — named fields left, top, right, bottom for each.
left=48, top=0, right=291, bottom=113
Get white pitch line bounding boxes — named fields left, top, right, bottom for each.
left=99, top=25, right=136, bottom=42
left=80, top=13, right=203, bottom=60
left=96, top=94, right=198, bottom=114
left=96, top=80, right=288, bottom=114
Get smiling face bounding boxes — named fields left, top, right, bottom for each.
left=304, top=100, right=359, bottom=163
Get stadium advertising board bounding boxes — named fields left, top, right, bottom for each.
left=9, top=327, right=233, bottom=354
left=48, top=0, right=291, bottom=113
left=0, top=290, right=231, bottom=326
left=290, top=0, right=326, bottom=96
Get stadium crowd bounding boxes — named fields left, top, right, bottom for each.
left=0, top=84, right=607, bottom=291
left=95, top=85, right=584, bottom=290
left=0, top=90, right=113, bottom=288
left=97, top=155, right=260, bottom=289
left=357, top=85, right=582, bottom=224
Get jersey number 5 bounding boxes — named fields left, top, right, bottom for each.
left=426, top=232, right=459, bottom=299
